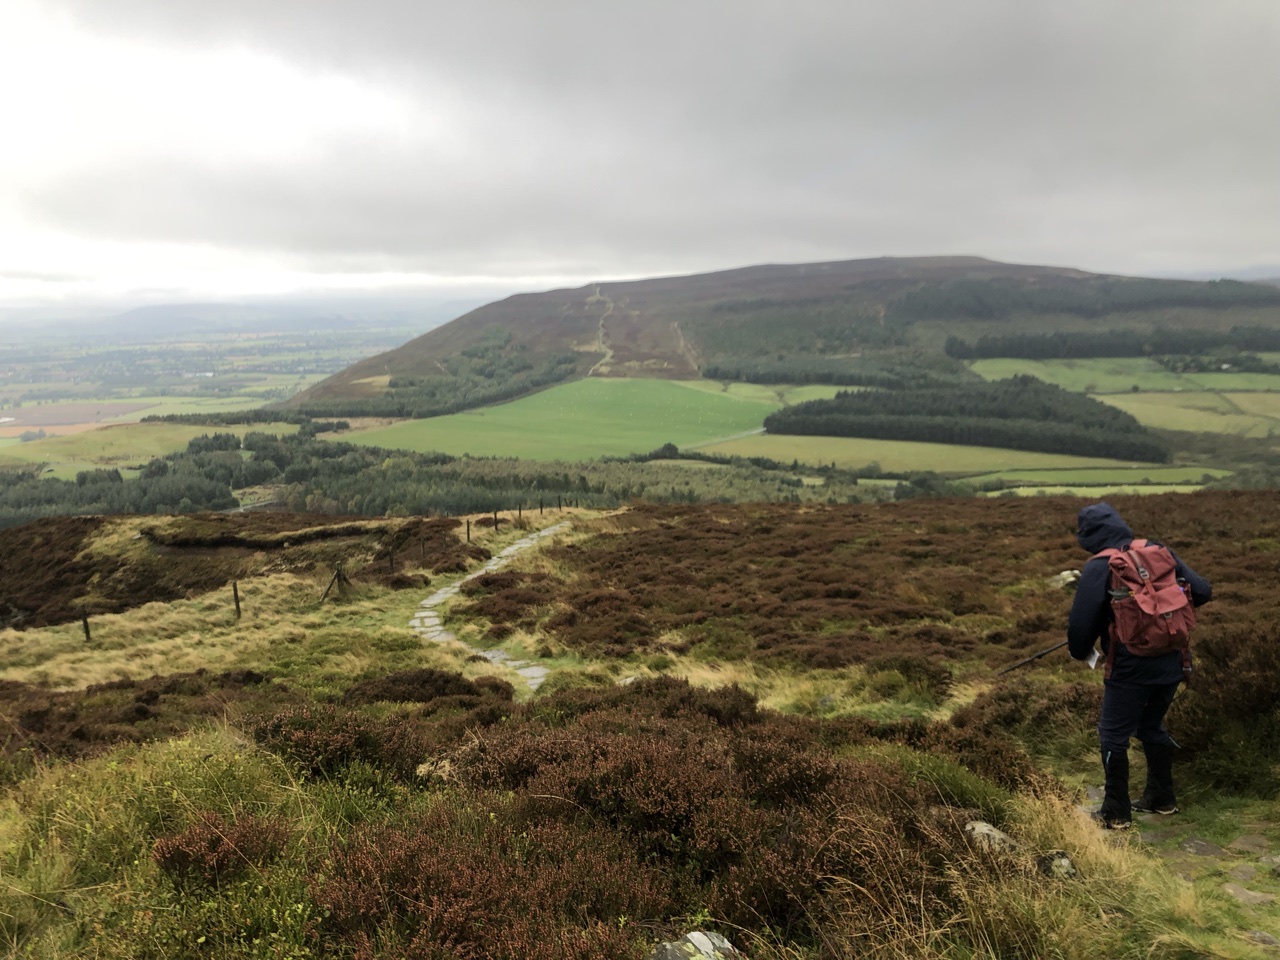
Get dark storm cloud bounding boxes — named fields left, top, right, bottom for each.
left=30, top=0, right=1280, bottom=277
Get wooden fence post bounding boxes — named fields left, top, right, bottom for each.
left=493, top=509, right=499, bottom=531
left=466, top=519, right=471, bottom=543
left=233, top=581, right=241, bottom=620
left=81, top=612, right=91, bottom=643
left=557, top=494, right=562, bottom=510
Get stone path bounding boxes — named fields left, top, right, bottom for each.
left=409, top=521, right=571, bottom=691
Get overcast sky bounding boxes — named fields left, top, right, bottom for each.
left=2, top=0, right=1278, bottom=309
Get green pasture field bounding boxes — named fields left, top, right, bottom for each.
left=966, top=466, right=1232, bottom=486
left=669, top=380, right=846, bottom=405
left=1098, top=392, right=1280, bottom=437
left=695, top=433, right=1151, bottom=474
left=1223, top=391, right=1280, bottom=417
left=969, top=358, right=1191, bottom=393
left=1183, top=371, right=1280, bottom=390
left=345, top=378, right=781, bottom=461
left=103, top=395, right=267, bottom=419
left=971, top=357, right=1280, bottom=397
left=0, top=422, right=300, bottom=479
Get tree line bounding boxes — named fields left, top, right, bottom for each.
left=893, top=277, right=1280, bottom=325
left=763, top=376, right=1170, bottom=462
left=945, top=326, right=1280, bottom=360
left=0, top=432, right=888, bottom=528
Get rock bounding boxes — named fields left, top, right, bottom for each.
left=1247, top=930, right=1280, bottom=947
left=1049, top=570, right=1081, bottom=590
left=646, top=931, right=742, bottom=960
left=1227, top=834, right=1270, bottom=856
left=1035, top=850, right=1078, bottom=879
left=1229, top=864, right=1258, bottom=883
left=964, top=821, right=1019, bottom=855
left=1180, top=838, right=1228, bottom=857
left=1222, top=882, right=1276, bottom=907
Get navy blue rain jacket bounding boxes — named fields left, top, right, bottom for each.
left=1067, top=502, right=1212, bottom=684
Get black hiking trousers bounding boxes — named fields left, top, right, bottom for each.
left=1098, top=679, right=1180, bottom=756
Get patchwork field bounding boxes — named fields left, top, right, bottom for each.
left=0, top=421, right=300, bottom=479
left=970, top=357, right=1280, bottom=395
left=346, top=377, right=783, bottom=460
left=695, top=433, right=1151, bottom=474
left=1099, top=391, right=1280, bottom=437
left=0, top=394, right=283, bottom=438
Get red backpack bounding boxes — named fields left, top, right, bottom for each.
left=1096, top=539, right=1195, bottom=680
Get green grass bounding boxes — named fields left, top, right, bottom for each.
left=346, top=378, right=781, bottom=460
left=696, top=433, right=1154, bottom=474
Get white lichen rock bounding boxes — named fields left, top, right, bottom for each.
left=1048, top=570, right=1081, bottom=590
left=964, top=820, right=1020, bottom=855
left=1035, top=849, right=1078, bottom=879
left=646, top=931, right=742, bottom=960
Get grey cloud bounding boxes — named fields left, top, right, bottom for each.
left=28, top=0, right=1280, bottom=278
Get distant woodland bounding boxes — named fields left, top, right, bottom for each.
left=764, top=377, right=1170, bottom=462
left=945, top=326, right=1280, bottom=360
left=0, top=430, right=878, bottom=528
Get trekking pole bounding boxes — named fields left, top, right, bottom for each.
left=996, top=639, right=1069, bottom=676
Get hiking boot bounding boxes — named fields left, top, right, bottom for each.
left=1091, top=811, right=1132, bottom=830
left=1134, top=741, right=1178, bottom=815
left=1131, top=795, right=1179, bottom=816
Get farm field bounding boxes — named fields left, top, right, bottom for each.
left=1099, top=391, right=1280, bottom=437
left=345, top=377, right=781, bottom=460
left=0, top=395, right=277, bottom=440
left=696, top=432, right=1151, bottom=474
left=0, top=496, right=1276, bottom=958
left=0, top=421, right=300, bottom=479
left=969, top=357, right=1194, bottom=393
left=971, top=356, right=1280, bottom=396
left=668, top=380, right=847, bottom=405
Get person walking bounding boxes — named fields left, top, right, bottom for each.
left=1067, top=502, right=1212, bottom=829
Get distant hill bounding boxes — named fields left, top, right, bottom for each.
left=290, top=256, right=1280, bottom=418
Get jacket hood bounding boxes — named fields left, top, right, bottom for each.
left=1077, top=502, right=1134, bottom=554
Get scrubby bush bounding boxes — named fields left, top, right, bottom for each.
left=249, top=704, right=429, bottom=780
left=152, top=811, right=288, bottom=890
left=1170, top=622, right=1280, bottom=796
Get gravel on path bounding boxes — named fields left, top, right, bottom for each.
left=409, top=522, right=571, bottom=691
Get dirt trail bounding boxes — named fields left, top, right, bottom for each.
left=586, top=287, right=616, bottom=376
left=408, top=521, right=571, bottom=691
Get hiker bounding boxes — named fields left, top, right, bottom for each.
left=1067, top=502, right=1211, bottom=829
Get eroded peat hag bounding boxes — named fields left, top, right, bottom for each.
left=0, top=512, right=488, bottom=629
